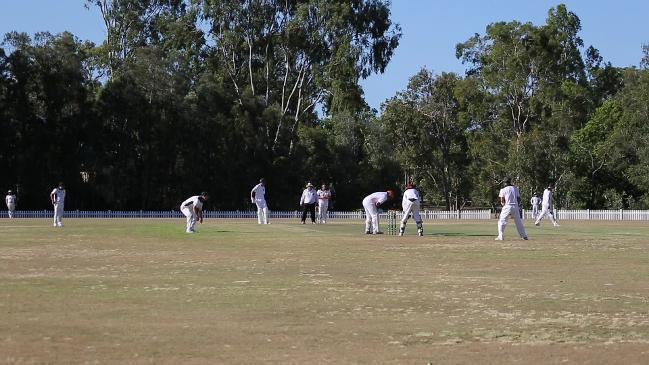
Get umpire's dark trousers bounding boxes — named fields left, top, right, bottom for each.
left=301, top=203, right=316, bottom=223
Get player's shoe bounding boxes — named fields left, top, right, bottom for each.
left=417, top=230, right=423, bottom=237
left=373, top=231, right=384, bottom=235
left=494, top=237, right=503, bottom=241
left=553, top=223, right=560, bottom=227
left=521, top=236, right=528, bottom=240
left=534, top=222, right=540, bottom=226
left=365, top=230, right=371, bottom=234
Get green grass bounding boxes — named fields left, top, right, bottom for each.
left=2, top=218, right=649, bottom=364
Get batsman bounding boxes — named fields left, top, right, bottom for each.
left=399, top=183, right=423, bottom=236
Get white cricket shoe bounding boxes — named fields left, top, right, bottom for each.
left=494, top=237, right=503, bottom=241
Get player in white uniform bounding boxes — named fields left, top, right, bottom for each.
left=251, top=178, right=269, bottom=224
left=50, top=182, right=66, bottom=227
left=530, top=193, right=541, bottom=219
left=362, top=190, right=396, bottom=234
left=399, top=183, right=423, bottom=236
left=316, top=184, right=332, bottom=223
left=299, top=182, right=318, bottom=224
left=180, top=192, right=209, bottom=233
left=534, top=185, right=560, bottom=227
left=6, top=190, right=17, bottom=218
left=495, top=178, right=528, bottom=241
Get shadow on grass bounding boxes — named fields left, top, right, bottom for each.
left=428, top=232, right=493, bottom=237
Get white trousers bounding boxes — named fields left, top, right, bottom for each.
left=7, top=203, right=15, bottom=218
left=531, top=205, right=539, bottom=219
left=401, top=199, right=422, bottom=224
left=497, top=205, right=527, bottom=239
left=53, top=203, right=64, bottom=226
left=535, top=205, right=558, bottom=225
left=318, top=200, right=329, bottom=223
left=401, top=199, right=423, bottom=234
left=181, top=206, right=197, bottom=232
left=363, top=200, right=379, bottom=233
left=255, top=199, right=269, bottom=224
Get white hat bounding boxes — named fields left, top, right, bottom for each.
left=306, top=182, right=314, bottom=188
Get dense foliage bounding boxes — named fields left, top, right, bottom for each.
left=1, top=2, right=647, bottom=210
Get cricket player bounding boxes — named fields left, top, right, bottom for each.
left=400, top=183, right=423, bottom=236
left=362, top=190, right=396, bottom=234
left=299, top=182, right=318, bottom=224
left=180, top=192, right=209, bottom=233
left=50, top=182, right=66, bottom=227
left=316, top=184, right=332, bottom=223
left=495, top=178, right=528, bottom=241
left=6, top=190, right=16, bottom=218
left=534, top=185, right=560, bottom=227
left=251, top=178, right=269, bottom=224
left=530, top=193, right=541, bottom=219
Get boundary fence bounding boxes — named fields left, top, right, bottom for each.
left=3, top=209, right=649, bottom=220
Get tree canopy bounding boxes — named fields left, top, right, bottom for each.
left=1, top=2, right=647, bottom=211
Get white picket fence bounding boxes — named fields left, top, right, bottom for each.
left=2, top=209, right=649, bottom=220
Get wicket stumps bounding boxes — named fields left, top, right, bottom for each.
left=387, top=210, right=398, bottom=235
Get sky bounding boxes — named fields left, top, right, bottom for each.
left=1, top=0, right=647, bottom=111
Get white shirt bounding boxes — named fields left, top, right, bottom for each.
left=403, top=188, right=420, bottom=204
left=363, top=192, right=389, bottom=206
left=51, top=188, right=66, bottom=204
left=300, top=188, right=318, bottom=205
left=251, top=183, right=266, bottom=201
left=182, top=196, right=204, bottom=211
left=6, top=194, right=16, bottom=205
left=542, top=188, right=553, bottom=208
left=530, top=196, right=541, bottom=206
left=317, top=189, right=331, bottom=200
left=498, top=186, right=520, bottom=207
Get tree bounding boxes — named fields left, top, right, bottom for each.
left=199, top=0, right=401, bottom=155
left=380, top=69, right=470, bottom=210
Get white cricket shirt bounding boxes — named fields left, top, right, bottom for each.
left=498, top=186, right=520, bottom=207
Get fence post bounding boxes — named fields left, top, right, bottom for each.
left=620, top=209, right=623, bottom=221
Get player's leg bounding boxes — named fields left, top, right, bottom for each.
left=319, top=201, right=328, bottom=223
left=309, top=203, right=316, bottom=223
left=496, top=206, right=510, bottom=240
left=369, top=206, right=380, bottom=234
left=548, top=209, right=560, bottom=226
left=412, top=202, right=423, bottom=236
left=534, top=206, right=548, bottom=225
left=181, top=206, right=193, bottom=232
left=512, top=207, right=528, bottom=239
left=400, top=201, right=413, bottom=236
left=363, top=203, right=373, bottom=234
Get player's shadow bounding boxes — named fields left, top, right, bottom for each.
left=428, top=232, right=493, bottom=237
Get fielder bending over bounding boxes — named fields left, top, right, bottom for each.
left=181, top=192, right=209, bottom=233
left=362, top=190, right=396, bottom=234
left=400, top=183, right=423, bottom=236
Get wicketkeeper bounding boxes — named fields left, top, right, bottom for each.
left=400, top=183, right=423, bottom=236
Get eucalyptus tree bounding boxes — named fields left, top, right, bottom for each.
left=198, top=0, right=401, bottom=155
left=455, top=5, right=597, bottom=201
left=380, top=69, right=471, bottom=210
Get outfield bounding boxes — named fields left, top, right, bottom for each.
left=1, top=218, right=649, bottom=364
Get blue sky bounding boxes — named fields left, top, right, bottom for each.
left=1, top=0, right=647, bottom=111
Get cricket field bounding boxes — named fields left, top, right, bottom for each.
left=1, top=218, right=648, bottom=364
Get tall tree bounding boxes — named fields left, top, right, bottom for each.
left=380, top=70, right=470, bottom=210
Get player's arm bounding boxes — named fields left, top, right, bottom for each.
left=50, top=190, right=56, bottom=205
left=250, top=185, right=257, bottom=202
left=194, top=205, right=203, bottom=223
